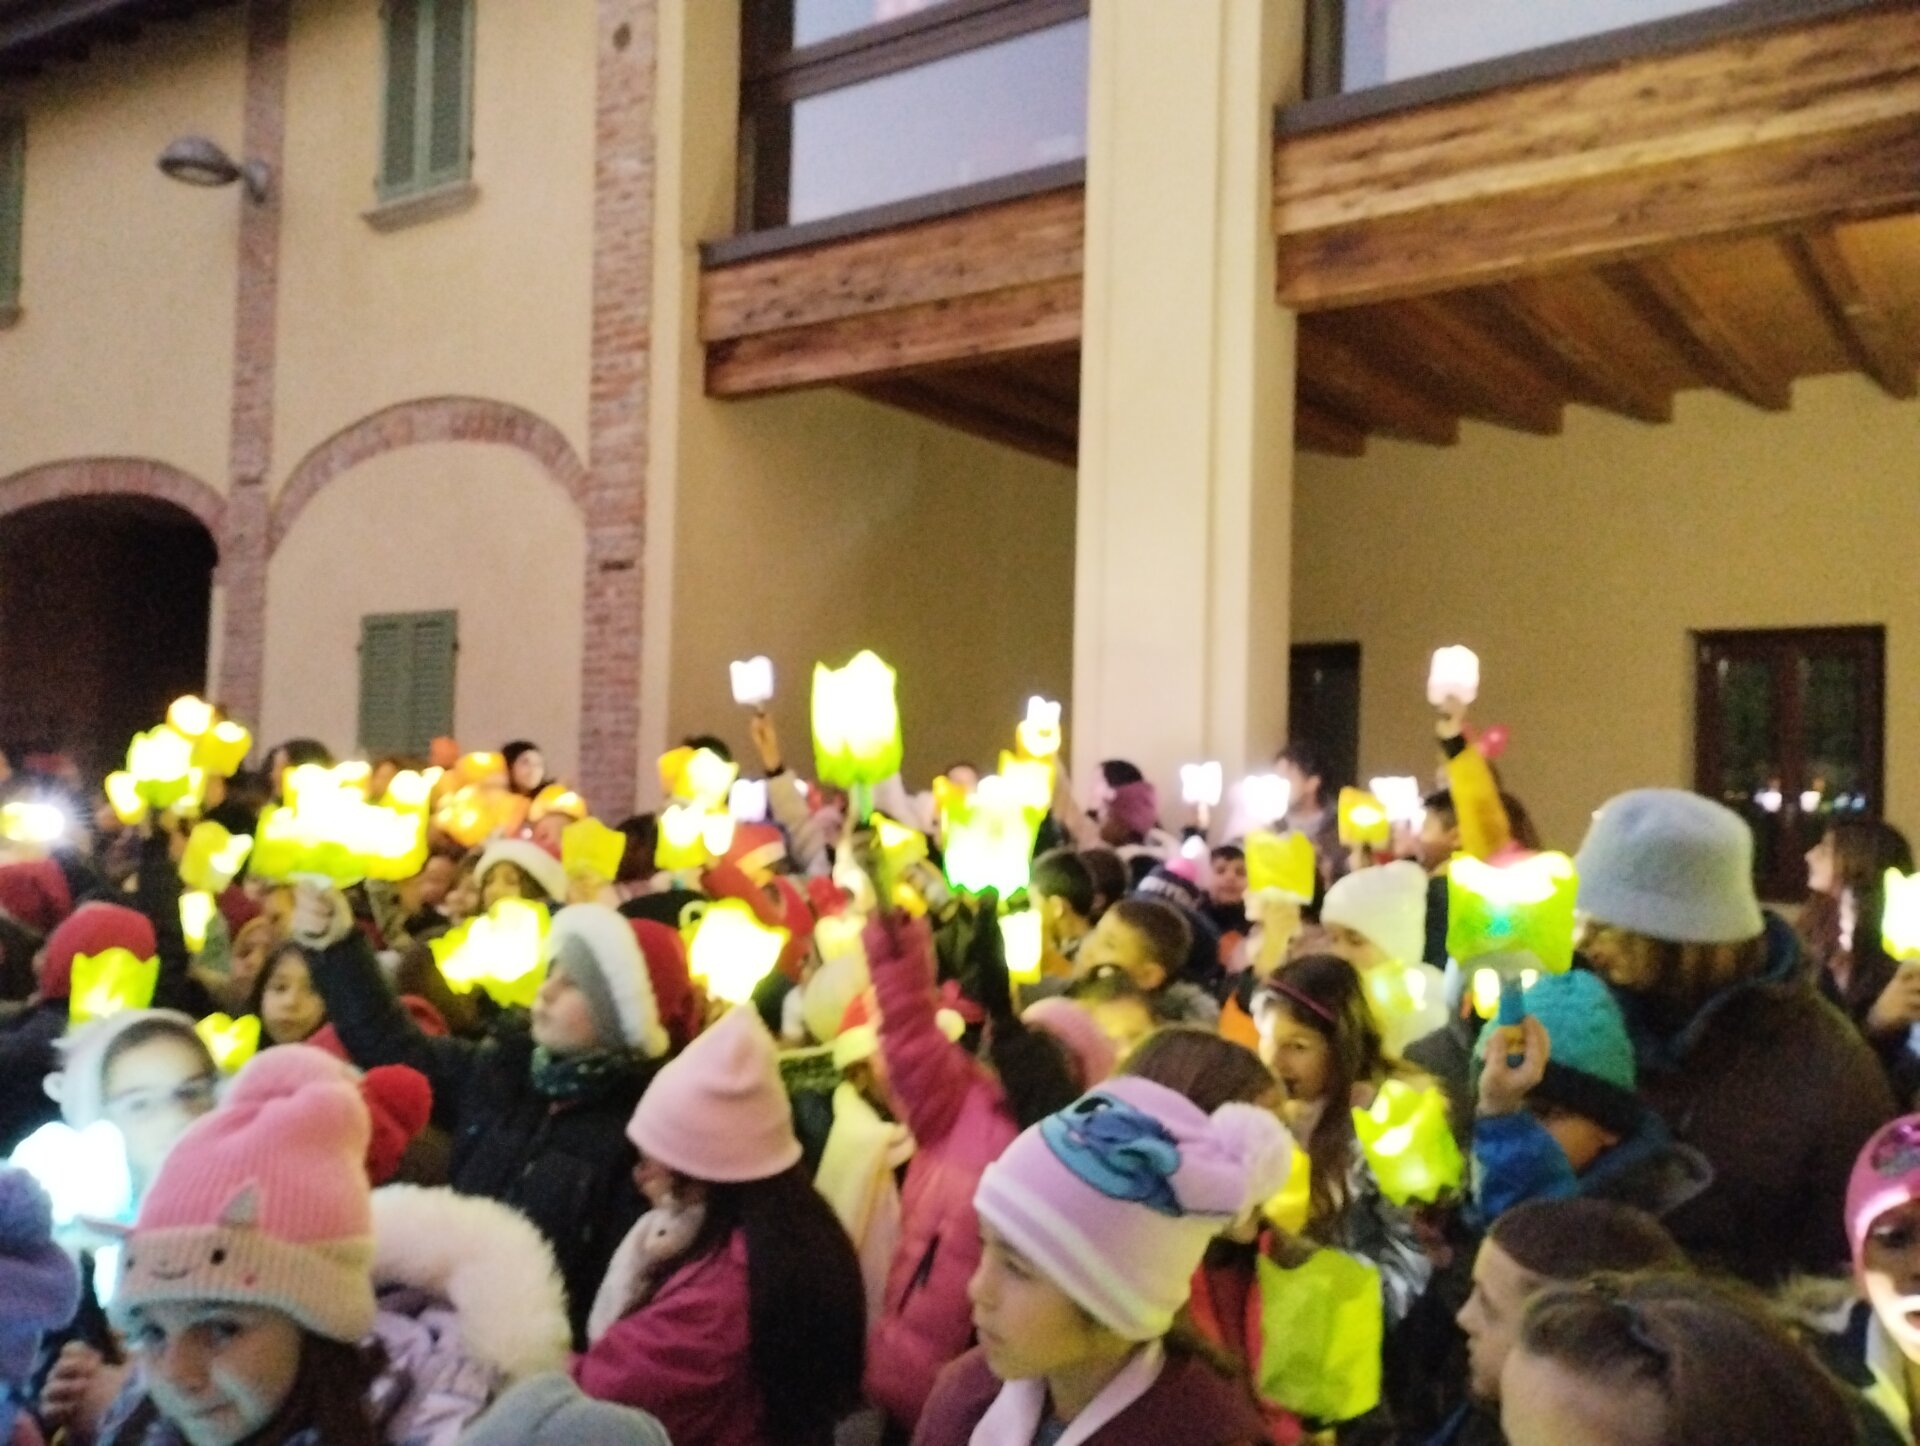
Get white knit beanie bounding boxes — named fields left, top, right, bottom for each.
left=547, top=905, right=668, bottom=1058
left=1321, top=861, right=1428, bottom=966
left=478, top=839, right=569, bottom=904
left=45, top=1010, right=205, bottom=1129
left=1574, top=789, right=1765, bottom=945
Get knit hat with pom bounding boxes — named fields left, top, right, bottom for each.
left=0, top=1166, right=82, bottom=1383
left=628, top=918, right=700, bottom=1054
left=45, top=1009, right=207, bottom=1129
left=111, top=1045, right=376, bottom=1343
left=548, top=904, right=668, bottom=1058
left=361, top=1065, right=433, bottom=1187
left=975, top=1076, right=1292, bottom=1340
left=627, top=1006, right=801, bottom=1183
left=38, top=902, right=157, bottom=1003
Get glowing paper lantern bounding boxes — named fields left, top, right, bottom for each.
left=563, top=817, right=628, bottom=883
left=1263, top=1144, right=1312, bottom=1234
left=530, top=785, right=589, bottom=824
left=1427, top=646, right=1481, bottom=707
left=0, top=801, right=68, bottom=849
left=193, top=720, right=252, bottom=778
left=655, top=803, right=708, bottom=871
left=1242, top=773, right=1292, bottom=826
left=179, top=891, right=218, bottom=954
left=812, top=651, right=903, bottom=790
left=104, top=771, right=148, bottom=827
left=1370, top=776, right=1425, bottom=828
left=685, top=750, right=738, bottom=809
left=729, top=779, right=769, bottom=823
left=731, top=656, right=775, bottom=708
left=942, top=775, right=1044, bottom=897
left=1245, top=830, right=1316, bottom=903
left=1351, top=1079, right=1463, bottom=1207
left=1016, top=696, right=1062, bottom=760
left=1000, top=908, right=1044, bottom=986
left=9, top=1120, right=132, bottom=1230
left=180, top=821, right=253, bottom=894
left=1338, top=789, right=1390, bottom=850
left=430, top=898, right=550, bottom=1008
left=166, top=694, right=216, bottom=739
left=70, top=949, right=160, bottom=1026
left=1446, top=852, right=1578, bottom=974
left=195, top=1012, right=261, bottom=1073
left=1885, top=869, right=1920, bottom=962
left=995, top=754, right=1055, bottom=813
left=702, top=811, right=736, bottom=859
left=251, top=763, right=430, bottom=887
left=125, top=726, right=203, bottom=816
left=381, top=767, right=441, bottom=811
left=686, top=897, right=790, bottom=1007
left=1181, top=762, right=1224, bottom=809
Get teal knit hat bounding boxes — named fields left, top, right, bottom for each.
left=1473, top=969, right=1642, bottom=1135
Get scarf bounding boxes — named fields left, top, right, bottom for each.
left=529, top=1045, right=638, bottom=1102
left=970, top=1342, right=1165, bottom=1446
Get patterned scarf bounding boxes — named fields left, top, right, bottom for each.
left=529, top=1044, right=640, bottom=1103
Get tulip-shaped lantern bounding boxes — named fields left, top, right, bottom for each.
left=195, top=1013, right=261, bottom=1073
left=180, top=821, right=253, bottom=894
left=430, top=898, right=550, bottom=1009
left=1427, top=646, right=1481, bottom=707
left=563, top=817, right=628, bottom=884
left=1351, top=1079, right=1463, bottom=1207
left=686, top=898, right=790, bottom=1007
left=943, top=775, right=1044, bottom=897
left=812, top=651, right=902, bottom=799
left=1338, top=788, right=1391, bottom=850
left=1245, top=830, right=1317, bottom=904
left=70, top=949, right=160, bottom=1026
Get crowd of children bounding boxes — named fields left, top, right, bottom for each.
left=2, top=673, right=1920, bottom=1446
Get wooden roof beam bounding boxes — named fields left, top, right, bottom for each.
left=1476, top=280, right=1674, bottom=424
left=1603, top=259, right=1791, bottom=411
left=1786, top=229, right=1919, bottom=400
left=1364, top=298, right=1566, bottom=435
left=1294, top=400, right=1368, bottom=457
left=855, top=379, right=1078, bottom=467
left=1297, top=325, right=1459, bottom=445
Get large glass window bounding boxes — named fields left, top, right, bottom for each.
left=741, top=0, right=1088, bottom=231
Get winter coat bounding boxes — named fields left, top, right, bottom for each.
left=1616, top=914, right=1896, bottom=1284
left=1776, top=1283, right=1910, bottom=1446
left=1469, top=1107, right=1712, bottom=1226
left=914, top=1344, right=1271, bottom=1446
left=1422, top=1402, right=1505, bottom=1446
left=305, top=932, right=650, bottom=1344
left=0, top=1001, right=63, bottom=1155
left=573, top=1228, right=771, bottom=1446
left=866, top=916, right=1021, bottom=1430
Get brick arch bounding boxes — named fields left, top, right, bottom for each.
left=271, top=397, right=590, bottom=551
left=0, top=457, right=227, bottom=543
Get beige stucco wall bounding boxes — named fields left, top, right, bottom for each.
left=0, top=7, right=244, bottom=487
left=1292, top=372, right=1920, bottom=850
left=260, top=442, right=585, bottom=772
left=273, top=0, right=597, bottom=482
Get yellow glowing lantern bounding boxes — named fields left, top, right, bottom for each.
left=431, top=898, right=550, bottom=1008
left=167, top=695, right=216, bottom=740
left=381, top=768, right=440, bottom=811
left=1338, top=788, right=1391, bottom=850
left=529, top=785, right=589, bottom=825
left=1885, top=869, right=1920, bottom=962
left=942, top=775, right=1044, bottom=897
left=1263, top=1144, right=1313, bottom=1234
left=655, top=803, right=710, bottom=872
left=125, top=726, right=203, bottom=816
left=995, top=753, right=1055, bottom=812
left=0, top=801, right=68, bottom=850
left=999, top=908, right=1044, bottom=987
left=179, top=891, right=218, bottom=953
left=701, top=811, right=736, bottom=859
left=104, top=772, right=148, bottom=827
left=1245, top=830, right=1317, bottom=903
left=192, top=720, right=252, bottom=778
left=180, top=821, right=253, bottom=894
left=1351, top=1079, right=1463, bottom=1207
left=195, top=1012, right=261, bottom=1073
left=564, top=817, right=628, bottom=883
left=251, top=763, right=428, bottom=887
left=684, top=750, right=738, bottom=809
left=70, top=949, right=160, bottom=1026
left=1015, top=696, right=1062, bottom=760
left=1447, top=852, right=1578, bottom=975
left=812, top=650, right=903, bottom=792
left=686, top=897, right=790, bottom=1007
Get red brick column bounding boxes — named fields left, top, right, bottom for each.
left=214, top=0, right=290, bottom=727
left=579, top=0, right=657, bottom=818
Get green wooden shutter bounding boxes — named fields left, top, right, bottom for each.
left=358, top=615, right=411, bottom=754
left=0, top=117, right=24, bottom=313
left=358, top=611, right=457, bottom=755
left=425, top=0, right=473, bottom=183
left=377, top=0, right=472, bottom=200
left=404, top=610, right=458, bottom=750
left=379, top=0, right=421, bottom=195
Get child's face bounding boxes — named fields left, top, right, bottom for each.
left=511, top=749, right=546, bottom=793
left=1078, top=915, right=1166, bottom=992
left=1418, top=812, right=1460, bottom=871
left=531, top=814, right=569, bottom=853
left=259, top=953, right=325, bottom=1046
left=132, top=1301, right=304, bottom=1446
left=1805, top=833, right=1838, bottom=897
left=230, top=921, right=275, bottom=996
left=532, top=967, right=603, bottom=1054
left=1500, top=1345, right=1665, bottom=1446
left=1531, top=1102, right=1619, bottom=1174
left=1455, top=1239, right=1545, bottom=1404
left=103, top=1035, right=219, bottom=1191
left=1209, top=856, right=1247, bottom=907
left=482, top=862, right=529, bottom=910
left=1861, top=1199, right=1920, bottom=1361
left=968, top=1222, right=1126, bottom=1383
left=1323, top=923, right=1386, bottom=972
left=1262, top=1011, right=1331, bottom=1104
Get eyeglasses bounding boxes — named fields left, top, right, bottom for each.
left=105, top=1073, right=219, bottom=1123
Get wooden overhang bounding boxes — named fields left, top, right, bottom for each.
left=701, top=0, right=1920, bottom=461
left=0, top=0, right=241, bottom=78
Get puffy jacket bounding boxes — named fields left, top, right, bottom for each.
left=864, top=914, right=1020, bottom=1430
left=1469, top=1107, right=1712, bottom=1227
left=305, top=932, right=651, bottom=1344
left=573, top=1228, right=770, bottom=1446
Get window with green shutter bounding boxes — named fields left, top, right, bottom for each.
left=358, top=611, right=457, bottom=756
left=378, top=0, right=473, bottom=202
left=0, top=117, right=24, bottom=317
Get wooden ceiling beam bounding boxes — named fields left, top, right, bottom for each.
left=855, top=379, right=1079, bottom=467
left=1475, top=280, right=1674, bottom=424
left=1297, top=325, right=1459, bottom=445
left=1341, top=299, right=1566, bottom=435
left=1603, top=258, right=1791, bottom=411
left=1294, top=400, right=1368, bottom=457
left=1785, top=229, right=1919, bottom=400
left=899, top=358, right=1082, bottom=442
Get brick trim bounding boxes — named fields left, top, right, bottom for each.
left=270, top=396, right=591, bottom=552
left=0, top=456, right=226, bottom=542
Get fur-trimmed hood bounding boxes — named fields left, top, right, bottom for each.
left=371, top=1184, right=571, bottom=1380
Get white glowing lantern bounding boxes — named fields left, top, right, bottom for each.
left=1371, top=776, right=1426, bottom=827
left=1800, top=789, right=1823, bottom=814
left=1241, top=773, right=1292, bottom=825
left=1181, top=761, right=1224, bottom=808
left=730, top=656, right=775, bottom=708
left=702, top=811, right=737, bottom=858
left=729, top=779, right=769, bottom=823
left=1754, top=787, right=1784, bottom=815
left=1427, top=646, right=1481, bottom=708
left=9, top=1120, right=133, bottom=1229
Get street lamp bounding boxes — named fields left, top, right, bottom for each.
left=157, top=135, right=270, bottom=203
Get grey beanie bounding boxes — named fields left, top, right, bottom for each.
left=1574, top=788, right=1765, bottom=945
left=459, top=1373, right=671, bottom=1446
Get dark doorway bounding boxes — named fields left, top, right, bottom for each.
left=0, top=496, right=216, bottom=781
left=1288, top=641, right=1362, bottom=795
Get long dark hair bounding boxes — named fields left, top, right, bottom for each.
left=1803, top=820, right=1914, bottom=1008
left=109, top=1332, right=382, bottom=1446
left=672, top=1166, right=866, bottom=1445
left=1263, top=954, right=1382, bottom=1234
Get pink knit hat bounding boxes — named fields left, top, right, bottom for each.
left=627, top=1006, right=802, bottom=1183
left=1022, top=997, right=1118, bottom=1090
left=111, top=1045, right=376, bottom=1343
left=1848, top=1114, right=1920, bottom=1269
left=975, top=1076, right=1291, bottom=1341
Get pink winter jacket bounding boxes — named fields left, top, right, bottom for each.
left=572, top=1229, right=768, bottom=1446
left=864, top=913, right=1021, bottom=1429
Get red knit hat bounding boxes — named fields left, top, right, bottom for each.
left=0, top=860, right=72, bottom=937
left=702, top=864, right=810, bottom=982
left=360, top=1065, right=432, bottom=1186
left=39, top=903, right=156, bottom=1003
left=628, top=918, right=701, bottom=1054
